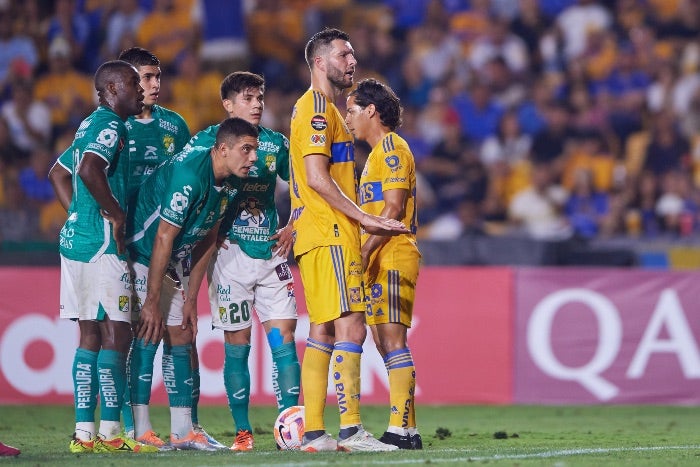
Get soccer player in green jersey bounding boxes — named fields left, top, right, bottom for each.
left=345, top=78, right=422, bottom=449
left=125, top=117, right=258, bottom=451
left=187, top=71, right=299, bottom=451
left=116, top=46, right=223, bottom=450
left=48, top=60, right=158, bottom=454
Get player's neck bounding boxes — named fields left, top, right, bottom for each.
left=137, top=104, right=154, bottom=119
left=367, top=128, right=390, bottom=150
left=310, top=78, right=341, bottom=105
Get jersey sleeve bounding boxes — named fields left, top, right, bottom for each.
left=56, top=147, right=74, bottom=173
left=380, top=144, right=413, bottom=192
left=276, top=133, right=290, bottom=181
left=295, top=92, right=333, bottom=159
left=158, top=165, right=203, bottom=228
left=173, top=113, right=191, bottom=153
left=83, top=117, right=126, bottom=168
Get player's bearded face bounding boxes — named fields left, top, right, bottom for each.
left=327, top=61, right=353, bottom=90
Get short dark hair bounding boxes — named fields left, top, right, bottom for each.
left=94, top=60, right=136, bottom=93
left=304, top=28, right=350, bottom=68
left=220, top=71, right=265, bottom=100
left=216, top=117, right=259, bottom=147
left=117, top=47, right=160, bottom=68
left=349, top=78, right=402, bottom=131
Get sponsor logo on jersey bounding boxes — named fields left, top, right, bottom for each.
left=310, top=134, right=326, bottom=146
left=385, top=155, right=400, bottom=169
left=275, top=263, right=292, bottom=281
left=310, top=115, right=327, bottom=130
left=349, top=287, right=361, bottom=304
left=159, top=118, right=179, bottom=133
left=258, top=141, right=280, bottom=153
left=170, top=191, right=190, bottom=213
left=144, top=145, right=158, bottom=160
left=241, top=182, right=270, bottom=192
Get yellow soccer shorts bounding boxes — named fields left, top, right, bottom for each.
left=297, top=244, right=365, bottom=324
left=364, top=249, right=420, bottom=327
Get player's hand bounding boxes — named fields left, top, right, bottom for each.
left=361, top=213, right=410, bottom=236
left=271, top=224, right=293, bottom=258
left=101, top=208, right=126, bottom=255
left=136, top=300, right=164, bottom=344
left=182, top=298, right=198, bottom=343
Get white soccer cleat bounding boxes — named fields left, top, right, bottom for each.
left=337, top=427, right=399, bottom=452
left=300, top=433, right=339, bottom=452
left=170, top=430, right=218, bottom=451
left=192, top=424, right=227, bottom=450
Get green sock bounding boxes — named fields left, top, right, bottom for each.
left=224, top=343, right=251, bottom=432
left=164, top=344, right=192, bottom=408
left=191, top=367, right=200, bottom=425
left=97, top=349, right=126, bottom=422
left=73, top=348, right=98, bottom=423
left=271, top=342, right=300, bottom=411
left=129, top=338, right=159, bottom=405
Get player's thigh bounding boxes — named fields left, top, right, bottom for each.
left=365, top=260, right=419, bottom=328
left=209, top=242, right=255, bottom=332
left=254, top=256, right=297, bottom=323
left=131, top=261, right=184, bottom=327
left=297, top=245, right=364, bottom=325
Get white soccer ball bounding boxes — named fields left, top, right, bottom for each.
left=273, top=405, right=305, bottom=450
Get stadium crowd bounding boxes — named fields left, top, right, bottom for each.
left=1, top=0, right=700, bottom=246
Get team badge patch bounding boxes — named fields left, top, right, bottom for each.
left=163, top=134, right=175, bottom=153
left=349, top=287, right=361, bottom=304
left=219, top=306, right=228, bottom=324
left=118, top=295, right=130, bottom=312
left=371, top=284, right=383, bottom=298
left=310, top=115, right=327, bottom=130
left=310, top=134, right=326, bottom=146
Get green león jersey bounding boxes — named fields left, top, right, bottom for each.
left=187, top=124, right=289, bottom=259
left=125, top=104, right=190, bottom=197
left=126, top=145, right=231, bottom=267
left=57, top=106, right=130, bottom=262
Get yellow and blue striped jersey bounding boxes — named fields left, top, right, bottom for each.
left=359, top=132, right=419, bottom=263
left=289, top=89, right=359, bottom=255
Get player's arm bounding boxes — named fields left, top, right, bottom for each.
left=137, top=219, right=180, bottom=344
left=49, top=161, right=72, bottom=211
left=78, top=152, right=126, bottom=254
left=361, top=188, right=408, bottom=271
left=183, top=224, right=220, bottom=341
left=304, top=154, right=409, bottom=235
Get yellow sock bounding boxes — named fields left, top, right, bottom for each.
left=385, top=348, right=416, bottom=429
left=301, top=339, right=332, bottom=432
left=332, top=342, right=363, bottom=428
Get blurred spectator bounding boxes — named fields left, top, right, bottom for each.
left=564, top=167, right=610, bottom=239
left=655, top=169, right=699, bottom=236
left=416, top=85, right=456, bottom=147
left=508, top=160, right=572, bottom=240
left=451, top=79, right=504, bottom=143
left=46, top=0, right=90, bottom=71
left=102, top=0, right=147, bottom=61
left=1, top=78, right=51, bottom=156
left=246, top=0, right=305, bottom=90
left=135, top=0, right=198, bottom=72
left=554, top=0, right=612, bottom=61
left=0, top=115, right=26, bottom=167
left=509, top=0, right=553, bottom=73
left=34, top=36, right=94, bottom=138
left=169, top=48, right=222, bottom=134
left=529, top=100, right=576, bottom=177
left=516, top=78, right=552, bottom=136
left=17, top=145, right=55, bottom=209
left=469, top=18, right=529, bottom=77
left=642, top=109, right=691, bottom=176
left=198, top=0, right=248, bottom=73
left=0, top=167, right=39, bottom=242
left=482, top=56, right=528, bottom=109
left=0, top=5, right=38, bottom=93
left=561, top=130, right=617, bottom=194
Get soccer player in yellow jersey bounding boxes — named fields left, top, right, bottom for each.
left=289, top=28, right=407, bottom=453
left=345, top=78, right=422, bottom=450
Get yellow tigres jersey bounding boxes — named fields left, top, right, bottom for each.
left=289, top=89, right=360, bottom=256
left=359, top=132, right=419, bottom=264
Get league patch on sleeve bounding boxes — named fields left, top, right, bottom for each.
left=310, top=115, right=327, bottom=130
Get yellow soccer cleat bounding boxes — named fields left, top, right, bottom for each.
left=94, top=432, right=159, bottom=453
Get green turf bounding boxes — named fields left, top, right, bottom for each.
left=1, top=404, right=700, bottom=465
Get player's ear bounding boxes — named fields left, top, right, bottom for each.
left=367, top=104, right=377, bottom=118
left=222, top=98, right=234, bottom=113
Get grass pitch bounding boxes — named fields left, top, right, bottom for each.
left=1, top=404, right=700, bottom=466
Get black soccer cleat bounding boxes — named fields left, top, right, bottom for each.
left=379, top=431, right=412, bottom=449
left=410, top=433, right=423, bottom=450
